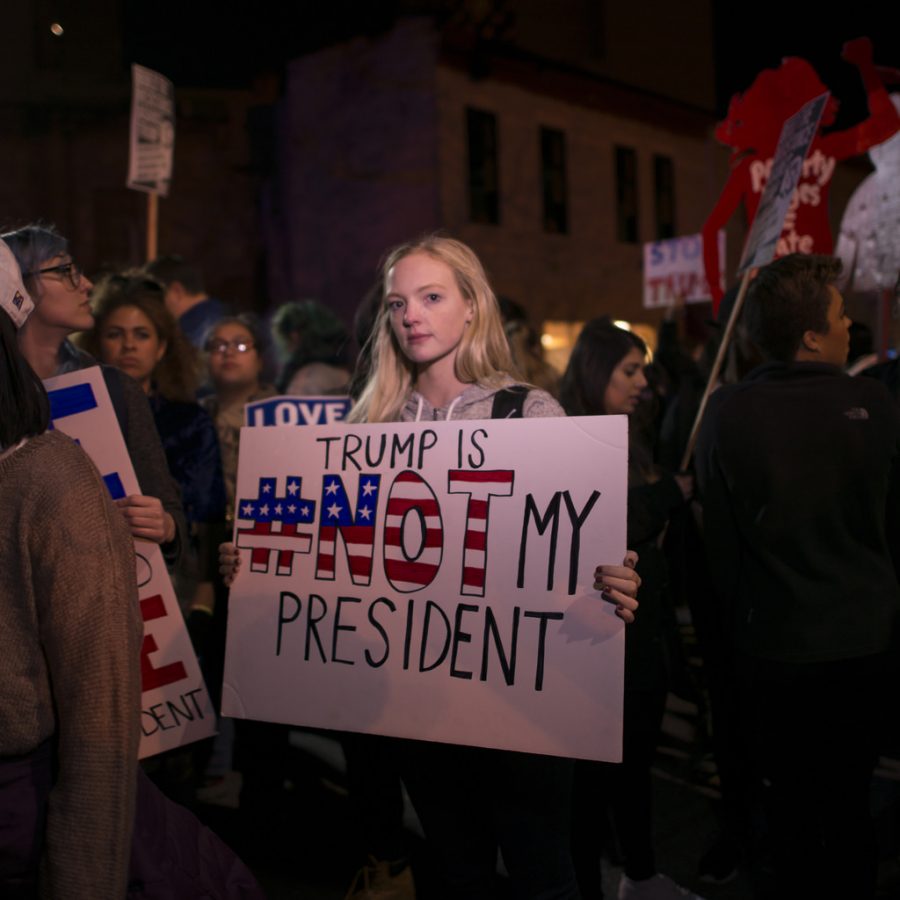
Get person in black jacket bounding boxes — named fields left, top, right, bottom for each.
left=696, top=254, right=900, bottom=900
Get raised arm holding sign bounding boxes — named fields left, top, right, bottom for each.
left=681, top=92, right=830, bottom=470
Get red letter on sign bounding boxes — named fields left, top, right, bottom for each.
left=384, top=471, right=444, bottom=592
left=139, top=594, right=188, bottom=691
left=447, top=470, right=514, bottom=596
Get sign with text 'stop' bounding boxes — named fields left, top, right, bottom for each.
left=739, top=92, right=829, bottom=274
left=222, top=415, right=628, bottom=761
left=127, top=64, right=175, bottom=197
left=643, top=232, right=726, bottom=308
left=45, top=368, right=216, bottom=758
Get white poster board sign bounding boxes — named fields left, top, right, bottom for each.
left=223, top=415, right=628, bottom=761
left=739, top=92, right=829, bottom=274
left=643, top=232, right=726, bottom=308
left=45, top=368, right=216, bottom=758
left=244, top=395, right=353, bottom=427
left=127, top=64, right=175, bottom=197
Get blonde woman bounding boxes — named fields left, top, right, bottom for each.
left=224, top=235, right=639, bottom=899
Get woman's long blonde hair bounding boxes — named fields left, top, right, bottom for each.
left=349, top=235, right=515, bottom=423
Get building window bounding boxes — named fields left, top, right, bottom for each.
left=540, top=127, right=568, bottom=234
left=467, top=107, right=500, bottom=225
left=615, top=146, right=639, bottom=243
left=654, top=155, right=676, bottom=239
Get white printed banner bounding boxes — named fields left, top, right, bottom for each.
left=643, top=232, right=725, bottom=308
left=223, top=415, right=628, bottom=761
left=127, top=64, right=175, bottom=197
left=244, top=395, right=352, bottom=427
left=45, top=368, right=216, bottom=758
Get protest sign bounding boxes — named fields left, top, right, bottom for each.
left=244, top=395, right=353, bottom=427
left=127, top=64, right=175, bottom=197
left=679, top=92, right=831, bottom=471
left=643, top=232, right=725, bottom=308
left=45, top=368, right=216, bottom=758
left=739, top=92, right=829, bottom=274
left=222, top=415, right=628, bottom=762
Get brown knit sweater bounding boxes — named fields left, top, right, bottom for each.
left=0, top=430, right=142, bottom=899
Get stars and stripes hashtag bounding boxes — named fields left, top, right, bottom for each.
left=236, top=477, right=317, bottom=575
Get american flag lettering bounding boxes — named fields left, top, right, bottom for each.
left=447, top=469, right=515, bottom=597
left=384, top=470, right=444, bottom=592
left=236, top=477, right=317, bottom=576
left=315, top=473, right=382, bottom=584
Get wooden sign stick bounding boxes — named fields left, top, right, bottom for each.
left=679, top=268, right=752, bottom=471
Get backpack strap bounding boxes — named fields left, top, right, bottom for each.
left=490, top=384, right=530, bottom=419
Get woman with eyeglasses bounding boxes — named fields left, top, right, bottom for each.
left=201, top=314, right=276, bottom=526
left=2, top=224, right=186, bottom=564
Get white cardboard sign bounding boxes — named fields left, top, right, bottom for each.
left=222, top=415, right=628, bottom=761
left=643, top=232, right=726, bottom=308
left=127, top=64, right=175, bottom=197
left=45, top=368, right=216, bottom=758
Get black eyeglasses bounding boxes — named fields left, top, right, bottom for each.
left=25, top=261, right=82, bottom=290
left=205, top=338, right=256, bottom=355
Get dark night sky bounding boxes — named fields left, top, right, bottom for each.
left=122, top=1, right=899, bottom=122
left=711, top=3, right=899, bottom=124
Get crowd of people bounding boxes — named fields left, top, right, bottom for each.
left=1, top=220, right=898, bottom=900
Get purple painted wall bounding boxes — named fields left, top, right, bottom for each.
left=268, top=17, right=443, bottom=328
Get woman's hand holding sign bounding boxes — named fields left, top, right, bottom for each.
left=220, top=541, right=241, bottom=587
left=220, top=538, right=640, bottom=625
left=594, top=550, right=640, bottom=623
left=115, top=494, right=176, bottom=544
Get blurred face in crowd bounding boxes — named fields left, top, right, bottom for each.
left=207, top=321, right=262, bottom=394
left=99, top=305, right=166, bottom=393
left=29, top=255, right=94, bottom=333
left=385, top=252, right=473, bottom=376
left=603, top=347, right=648, bottom=416
left=812, top=286, right=851, bottom=367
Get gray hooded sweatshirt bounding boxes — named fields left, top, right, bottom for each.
left=400, top=378, right=563, bottom=422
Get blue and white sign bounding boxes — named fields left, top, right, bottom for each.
left=244, top=395, right=352, bottom=428
left=44, top=368, right=216, bottom=759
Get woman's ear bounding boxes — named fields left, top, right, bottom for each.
left=155, top=339, right=168, bottom=364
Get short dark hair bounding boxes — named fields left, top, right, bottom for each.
left=743, top=254, right=842, bottom=362
left=0, top=308, right=50, bottom=446
left=144, top=255, right=205, bottom=295
left=559, top=317, right=647, bottom=416
left=271, top=299, right=350, bottom=392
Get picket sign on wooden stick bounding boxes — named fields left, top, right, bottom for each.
left=146, top=193, right=159, bottom=262
left=680, top=91, right=830, bottom=470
